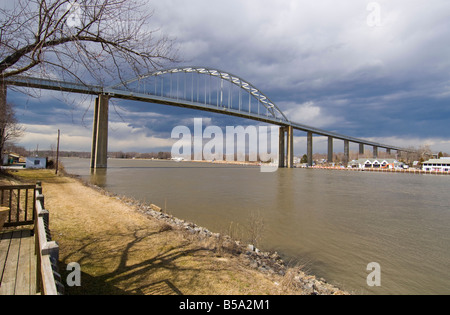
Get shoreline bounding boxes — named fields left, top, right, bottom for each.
left=77, top=175, right=348, bottom=295
left=102, top=158, right=449, bottom=175
left=308, top=165, right=450, bottom=176
left=56, top=166, right=348, bottom=295
left=1, top=168, right=349, bottom=295
left=61, top=157, right=449, bottom=176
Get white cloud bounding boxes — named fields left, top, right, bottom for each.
left=17, top=122, right=176, bottom=153
left=282, top=101, right=342, bottom=128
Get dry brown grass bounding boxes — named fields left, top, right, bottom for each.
left=1, top=169, right=309, bottom=295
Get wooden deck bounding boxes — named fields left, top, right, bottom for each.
left=0, top=229, right=37, bottom=295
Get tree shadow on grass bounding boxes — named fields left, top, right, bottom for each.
left=59, top=228, right=207, bottom=295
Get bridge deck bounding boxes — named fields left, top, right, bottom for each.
left=4, top=74, right=412, bottom=153
left=0, top=229, right=37, bottom=295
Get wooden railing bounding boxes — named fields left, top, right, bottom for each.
left=0, top=184, right=36, bottom=227
left=0, top=182, right=63, bottom=295
left=34, top=182, right=63, bottom=295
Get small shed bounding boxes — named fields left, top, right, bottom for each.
left=26, top=157, right=47, bottom=169
left=2, top=153, right=21, bottom=165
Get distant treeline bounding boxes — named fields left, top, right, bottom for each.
left=55, top=151, right=172, bottom=160
left=4, top=144, right=172, bottom=160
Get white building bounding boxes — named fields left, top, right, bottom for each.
left=350, top=158, right=403, bottom=169
left=26, top=157, right=47, bottom=169
left=422, top=157, right=450, bottom=172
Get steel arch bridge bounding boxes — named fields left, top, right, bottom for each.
left=112, top=66, right=289, bottom=123
left=4, top=66, right=411, bottom=169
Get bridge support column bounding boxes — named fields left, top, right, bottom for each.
left=328, top=137, right=333, bottom=163
left=278, top=127, right=286, bottom=168
left=91, top=95, right=110, bottom=169
left=373, top=146, right=378, bottom=159
left=307, top=132, right=313, bottom=167
left=344, top=140, right=350, bottom=166
left=359, top=143, right=365, bottom=156
left=287, top=126, right=294, bottom=168
left=278, top=126, right=294, bottom=168
left=387, top=148, right=391, bottom=156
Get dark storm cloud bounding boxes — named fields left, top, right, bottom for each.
left=8, top=0, right=450, bottom=153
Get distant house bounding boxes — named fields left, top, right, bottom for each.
left=1, top=152, right=21, bottom=166
left=350, top=158, right=402, bottom=169
left=422, top=157, right=450, bottom=172
left=26, top=157, right=47, bottom=169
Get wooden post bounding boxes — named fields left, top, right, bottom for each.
left=55, top=129, right=60, bottom=174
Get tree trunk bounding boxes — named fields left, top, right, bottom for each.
left=0, top=81, right=6, bottom=158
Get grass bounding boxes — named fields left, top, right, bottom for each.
left=1, top=169, right=314, bottom=295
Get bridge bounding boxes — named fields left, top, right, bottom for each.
left=2, top=66, right=411, bottom=169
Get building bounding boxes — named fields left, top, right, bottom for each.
left=422, top=157, right=450, bottom=172
left=26, top=157, right=47, bottom=169
left=349, top=158, right=403, bottom=169
left=1, top=152, right=21, bottom=166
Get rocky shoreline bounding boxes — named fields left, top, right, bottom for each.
left=77, top=175, right=348, bottom=295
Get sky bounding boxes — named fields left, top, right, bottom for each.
left=6, top=0, right=450, bottom=155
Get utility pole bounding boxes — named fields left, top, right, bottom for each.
left=55, top=129, right=60, bottom=174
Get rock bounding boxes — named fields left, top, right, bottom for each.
left=250, top=261, right=258, bottom=269
left=150, top=204, right=162, bottom=212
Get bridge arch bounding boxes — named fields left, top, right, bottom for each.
left=111, top=66, right=290, bottom=124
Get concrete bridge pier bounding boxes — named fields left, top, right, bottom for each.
left=344, top=140, right=350, bottom=166
left=91, top=95, right=110, bottom=169
left=278, top=127, right=285, bottom=168
left=328, top=137, right=333, bottom=163
left=307, top=132, right=313, bottom=167
left=278, top=126, right=294, bottom=168
left=287, top=126, right=294, bottom=168
left=359, top=143, right=365, bottom=156
left=373, top=146, right=378, bottom=159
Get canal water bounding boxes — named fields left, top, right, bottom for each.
left=62, top=158, right=450, bottom=295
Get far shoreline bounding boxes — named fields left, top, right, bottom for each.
left=62, top=157, right=450, bottom=176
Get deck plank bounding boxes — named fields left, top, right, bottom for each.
left=29, top=232, right=37, bottom=295
left=0, top=230, right=21, bottom=295
left=15, top=230, right=33, bottom=295
left=0, top=232, right=13, bottom=282
left=0, top=230, right=36, bottom=295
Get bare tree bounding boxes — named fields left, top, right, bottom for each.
left=0, top=101, right=25, bottom=160
left=247, top=210, right=265, bottom=248
left=0, top=0, right=177, bottom=86
left=0, top=0, right=177, bottom=152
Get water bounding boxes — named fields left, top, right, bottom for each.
left=62, top=158, right=450, bottom=295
